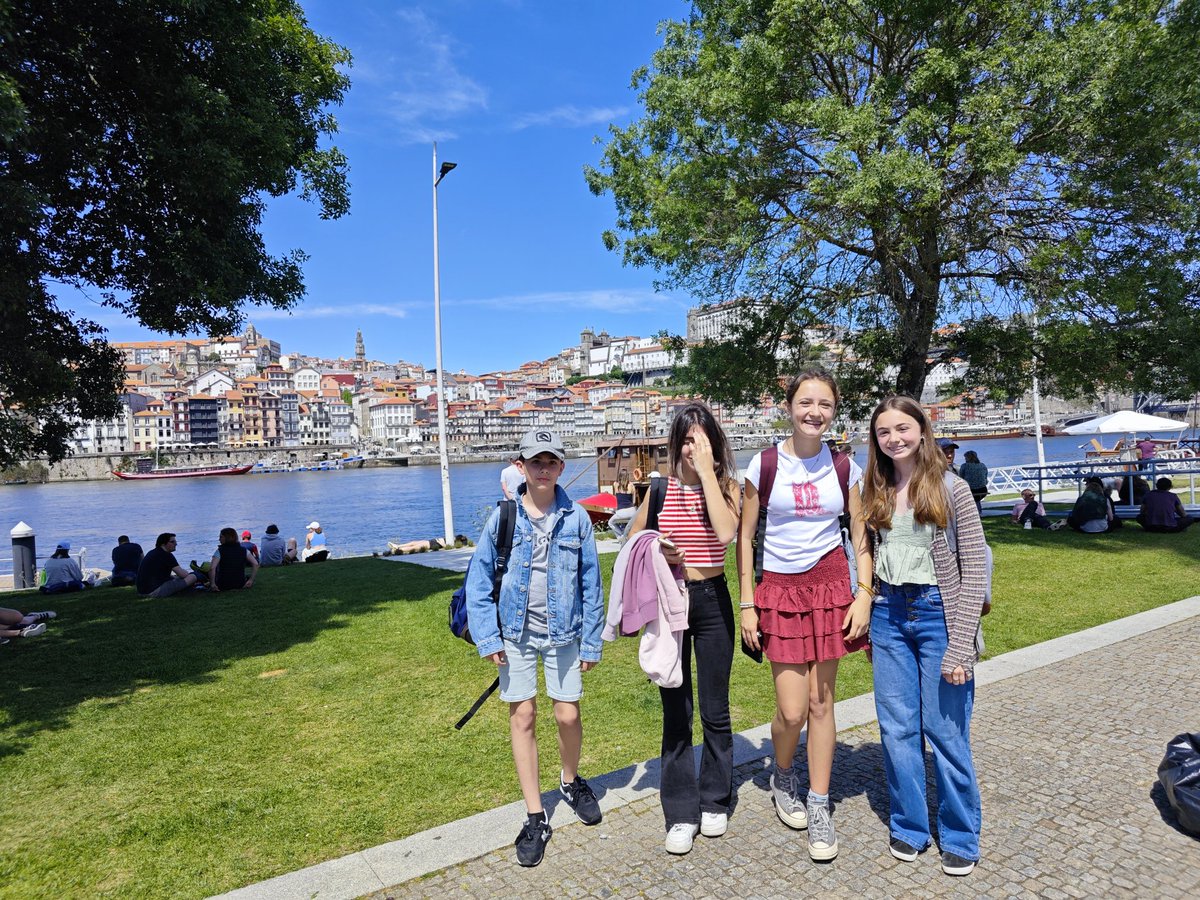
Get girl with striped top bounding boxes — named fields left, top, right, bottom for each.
left=627, top=401, right=740, bottom=855
left=862, top=395, right=985, bottom=876
left=738, top=370, right=872, bottom=862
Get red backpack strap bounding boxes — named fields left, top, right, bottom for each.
left=832, top=450, right=851, bottom=524
left=753, top=445, right=779, bottom=584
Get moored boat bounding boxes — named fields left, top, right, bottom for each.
left=112, top=463, right=254, bottom=480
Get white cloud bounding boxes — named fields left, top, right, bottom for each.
left=254, top=303, right=409, bottom=320
left=511, top=105, right=629, bottom=131
left=378, top=8, right=488, bottom=144
left=456, top=288, right=685, bottom=314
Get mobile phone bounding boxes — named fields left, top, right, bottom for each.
left=740, top=635, right=763, bottom=664
left=658, top=536, right=677, bottom=550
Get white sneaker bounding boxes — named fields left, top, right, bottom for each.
left=665, top=822, right=699, bottom=854
left=700, top=811, right=728, bottom=837
left=19, top=622, right=46, bottom=638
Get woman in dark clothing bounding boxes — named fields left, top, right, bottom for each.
left=958, top=451, right=989, bottom=512
left=210, top=527, right=259, bottom=591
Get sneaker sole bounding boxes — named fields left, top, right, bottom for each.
left=809, top=840, right=839, bottom=861
left=942, top=860, right=975, bottom=876
left=890, top=844, right=919, bottom=862
left=772, top=796, right=808, bottom=830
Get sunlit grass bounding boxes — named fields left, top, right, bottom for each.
left=1, top=524, right=1195, bottom=897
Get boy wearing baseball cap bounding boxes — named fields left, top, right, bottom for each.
left=465, top=428, right=604, bottom=867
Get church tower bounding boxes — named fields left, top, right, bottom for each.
left=355, top=329, right=365, bottom=371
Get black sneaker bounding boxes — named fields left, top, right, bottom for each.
left=890, top=838, right=919, bottom=862
left=514, top=814, right=552, bottom=867
left=941, top=851, right=976, bottom=876
left=560, top=774, right=602, bottom=825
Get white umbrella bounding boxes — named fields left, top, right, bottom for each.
left=1063, top=410, right=1187, bottom=435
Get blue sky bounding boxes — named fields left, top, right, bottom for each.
left=61, top=1, right=696, bottom=373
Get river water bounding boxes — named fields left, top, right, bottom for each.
left=1, top=432, right=1189, bottom=573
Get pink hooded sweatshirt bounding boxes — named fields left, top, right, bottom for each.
left=602, top=530, right=689, bottom=687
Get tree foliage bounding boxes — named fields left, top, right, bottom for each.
left=0, top=0, right=350, bottom=465
left=588, top=0, right=1200, bottom=408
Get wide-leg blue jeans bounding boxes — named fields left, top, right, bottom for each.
left=871, top=582, right=981, bottom=860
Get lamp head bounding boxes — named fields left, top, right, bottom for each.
left=438, top=161, right=457, bottom=179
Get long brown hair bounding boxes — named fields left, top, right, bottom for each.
left=668, top=401, right=739, bottom=506
left=862, top=395, right=950, bottom=531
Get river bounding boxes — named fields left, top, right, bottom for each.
left=1, top=432, right=1189, bottom=573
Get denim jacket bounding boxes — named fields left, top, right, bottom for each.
left=465, top=485, right=604, bottom=662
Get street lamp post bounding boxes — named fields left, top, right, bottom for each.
left=432, top=143, right=457, bottom=544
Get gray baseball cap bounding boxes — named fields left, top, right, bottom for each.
left=518, top=429, right=565, bottom=461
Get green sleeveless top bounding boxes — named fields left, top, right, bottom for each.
left=877, top=509, right=938, bottom=586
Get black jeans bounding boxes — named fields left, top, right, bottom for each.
left=1018, top=505, right=1051, bottom=529
left=659, top=574, right=734, bottom=826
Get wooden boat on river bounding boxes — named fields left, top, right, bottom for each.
left=577, top=436, right=672, bottom=527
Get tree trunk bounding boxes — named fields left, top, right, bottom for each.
left=892, top=280, right=940, bottom=400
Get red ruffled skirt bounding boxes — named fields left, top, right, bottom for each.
left=756, top=547, right=866, bottom=664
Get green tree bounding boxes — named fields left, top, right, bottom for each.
left=588, top=0, right=1200, bottom=408
left=1, top=0, right=350, bottom=465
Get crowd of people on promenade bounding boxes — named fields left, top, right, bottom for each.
left=465, top=371, right=990, bottom=877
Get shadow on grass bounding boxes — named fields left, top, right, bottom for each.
left=0, top=558, right=462, bottom=758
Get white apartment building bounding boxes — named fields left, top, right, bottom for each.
left=293, top=367, right=323, bottom=392
left=685, top=298, right=769, bottom=342
left=369, top=398, right=420, bottom=447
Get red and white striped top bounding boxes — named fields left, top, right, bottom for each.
left=657, top=477, right=728, bottom=567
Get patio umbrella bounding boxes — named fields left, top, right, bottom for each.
left=1063, top=410, right=1187, bottom=435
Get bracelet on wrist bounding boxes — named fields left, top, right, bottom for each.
left=739, top=602, right=754, bottom=609
left=856, top=582, right=874, bottom=594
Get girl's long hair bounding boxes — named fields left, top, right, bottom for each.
left=219, top=527, right=239, bottom=545
left=668, top=401, right=738, bottom=505
left=862, top=395, right=950, bottom=531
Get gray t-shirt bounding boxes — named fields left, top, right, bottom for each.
left=500, top=464, right=525, bottom=498
left=524, top=511, right=553, bottom=634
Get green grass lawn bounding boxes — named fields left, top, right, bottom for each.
left=2, top=524, right=1198, bottom=898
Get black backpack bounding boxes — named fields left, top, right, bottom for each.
left=450, top=499, right=516, bottom=729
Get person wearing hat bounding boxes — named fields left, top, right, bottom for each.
left=936, top=438, right=960, bottom=474
left=465, top=428, right=605, bottom=867
left=239, top=529, right=260, bottom=562
left=41, top=541, right=87, bottom=593
left=303, top=521, right=329, bottom=562
left=259, top=524, right=297, bottom=567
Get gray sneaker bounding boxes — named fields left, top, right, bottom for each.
left=807, top=802, right=839, bottom=860
left=770, top=768, right=808, bottom=829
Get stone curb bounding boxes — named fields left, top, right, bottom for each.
left=210, top=594, right=1200, bottom=900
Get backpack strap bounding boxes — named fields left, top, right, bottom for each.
left=753, top=445, right=779, bottom=584
left=645, top=476, right=668, bottom=532
left=492, top=499, right=517, bottom=603
left=832, top=450, right=851, bottom=527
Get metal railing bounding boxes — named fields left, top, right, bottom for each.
left=987, top=453, right=1200, bottom=511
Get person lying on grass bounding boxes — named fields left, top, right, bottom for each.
left=0, top=607, right=56, bottom=644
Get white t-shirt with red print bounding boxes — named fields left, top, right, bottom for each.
left=744, top=442, right=863, bottom=574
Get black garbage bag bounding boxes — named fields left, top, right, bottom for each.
left=1158, top=732, right=1200, bottom=835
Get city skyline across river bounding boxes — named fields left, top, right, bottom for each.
left=0, top=433, right=1184, bottom=576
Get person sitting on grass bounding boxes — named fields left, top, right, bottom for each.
left=1011, top=490, right=1064, bottom=530
left=1138, top=477, right=1195, bottom=533
left=0, top=607, right=56, bottom=645
left=258, top=524, right=297, bottom=567
left=239, top=530, right=259, bottom=562
left=302, top=521, right=329, bottom=563
left=137, top=533, right=206, bottom=597
left=40, top=541, right=88, bottom=593
left=110, top=535, right=143, bottom=587
left=1066, top=478, right=1113, bottom=534
left=210, top=528, right=259, bottom=592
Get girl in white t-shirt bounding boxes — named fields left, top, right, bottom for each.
left=738, top=370, right=872, bottom=862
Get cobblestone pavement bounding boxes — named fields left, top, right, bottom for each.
left=371, top=619, right=1200, bottom=899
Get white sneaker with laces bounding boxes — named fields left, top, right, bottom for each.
left=19, top=622, right=46, bottom=638
left=665, top=822, right=699, bottom=854
left=700, top=811, right=727, bottom=837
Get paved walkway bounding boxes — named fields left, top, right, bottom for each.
left=217, top=598, right=1200, bottom=899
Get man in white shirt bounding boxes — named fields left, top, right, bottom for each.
left=500, top=456, right=525, bottom=499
